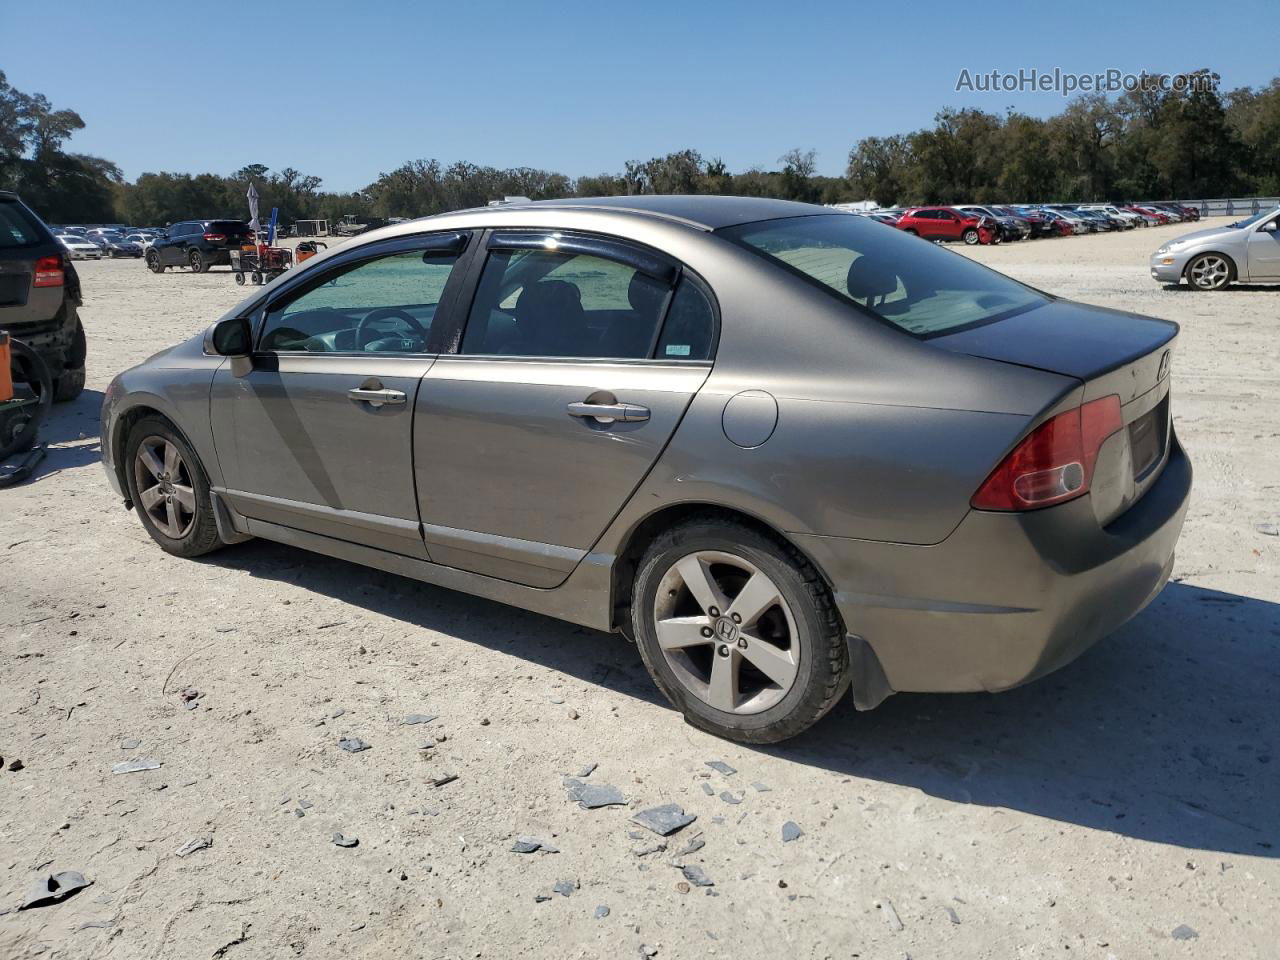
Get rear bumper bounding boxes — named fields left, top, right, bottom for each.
left=797, top=434, right=1192, bottom=701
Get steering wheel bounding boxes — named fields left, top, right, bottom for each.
left=354, top=308, right=427, bottom=350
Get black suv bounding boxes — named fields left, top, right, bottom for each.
left=146, top=219, right=252, bottom=274
left=0, top=191, right=86, bottom=401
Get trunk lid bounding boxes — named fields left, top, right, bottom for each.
left=933, top=299, right=1178, bottom=525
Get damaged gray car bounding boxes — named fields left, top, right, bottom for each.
left=102, top=196, right=1191, bottom=743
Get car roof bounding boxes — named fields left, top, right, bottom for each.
left=500, top=195, right=831, bottom=231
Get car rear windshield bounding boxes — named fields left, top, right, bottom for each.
left=722, top=214, right=1047, bottom=337
left=0, top=200, right=46, bottom=249
left=208, top=220, right=249, bottom=235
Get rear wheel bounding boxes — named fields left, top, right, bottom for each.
left=1, top=340, right=52, bottom=459
left=1186, top=253, right=1233, bottom=290
left=631, top=519, right=848, bottom=744
left=52, top=320, right=86, bottom=403
left=124, top=417, right=223, bottom=557
left=189, top=249, right=208, bottom=273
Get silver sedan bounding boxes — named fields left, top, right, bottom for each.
left=102, top=196, right=1191, bottom=743
left=1150, top=207, right=1280, bottom=289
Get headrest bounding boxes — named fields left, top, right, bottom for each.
left=515, top=280, right=582, bottom=320
left=628, top=272, right=665, bottom=314
left=846, top=255, right=899, bottom=301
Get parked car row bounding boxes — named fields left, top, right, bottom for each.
left=53, top=224, right=168, bottom=259
left=851, top=202, right=1200, bottom=245
left=53, top=219, right=259, bottom=274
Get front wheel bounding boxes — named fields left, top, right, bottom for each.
left=124, top=416, right=224, bottom=557
left=1186, top=253, right=1233, bottom=290
left=962, top=227, right=979, bottom=245
left=631, top=519, right=849, bottom=744
left=147, top=251, right=166, bottom=273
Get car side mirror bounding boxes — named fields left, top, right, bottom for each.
left=1262, top=221, right=1278, bottom=232
left=211, top=316, right=251, bottom=356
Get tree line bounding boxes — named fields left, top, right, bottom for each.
left=3, top=67, right=1277, bottom=227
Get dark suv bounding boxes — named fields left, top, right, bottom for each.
left=0, top=191, right=86, bottom=401
left=146, top=219, right=252, bottom=274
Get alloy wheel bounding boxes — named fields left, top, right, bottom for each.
left=133, top=437, right=196, bottom=539
left=1189, top=255, right=1230, bottom=290
left=652, top=551, right=800, bottom=715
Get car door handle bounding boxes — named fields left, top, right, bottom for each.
left=348, top=387, right=406, bottom=408
left=567, top=401, right=650, bottom=423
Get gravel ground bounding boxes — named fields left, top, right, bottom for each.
left=1, top=220, right=1276, bottom=959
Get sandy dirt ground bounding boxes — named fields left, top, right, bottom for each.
left=1, top=219, right=1276, bottom=960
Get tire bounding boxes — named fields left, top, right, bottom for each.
left=51, top=321, right=86, bottom=403
left=1, top=340, right=52, bottom=460
left=631, top=519, right=849, bottom=744
left=52, top=365, right=85, bottom=403
left=962, top=228, right=979, bottom=245
left=147, top=251, right=166, bottom=273
left=1185, top=252, right=1233, bottom=291
left=189, top=249, right=208, bottom=273
left=234, top=272, right=245, bottom=285
left=123, top=416, right=224, bottom=558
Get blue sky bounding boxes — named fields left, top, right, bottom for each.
left=3, top=0, right=1275, bottom=191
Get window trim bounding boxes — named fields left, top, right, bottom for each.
left=250, top=231, right=473, bottom=357
left=446, top=228, right=718, bottom=365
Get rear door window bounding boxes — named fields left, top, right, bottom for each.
left=0, top=201, right=44, bottom=248
left=461, top=247, right=671, bottom=359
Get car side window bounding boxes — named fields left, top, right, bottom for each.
left=259, top=248, right=460, bottom=354
left=460, top=248, right=672, bottom=360
left=655, top=277, right=715, bottom=361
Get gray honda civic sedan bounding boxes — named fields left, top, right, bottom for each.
left=102, top=196, right=1192, bottom=743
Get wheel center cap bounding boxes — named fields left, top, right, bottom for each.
left=713, top=617, right=738, bottom=643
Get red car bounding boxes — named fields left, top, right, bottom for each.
left=1128, top=205, right=1171, bottom=224
left=895, top=206, right=991, bottom=244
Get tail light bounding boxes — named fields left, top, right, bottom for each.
left=971, top=395, right=1123, bottom=511
left=33, top=255, right=65, bottom=288
left=203, top=233, right=227, bottom=242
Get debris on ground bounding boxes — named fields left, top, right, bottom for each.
left=573, top=762, right=598, bottom=778
left=700, top=782, right=714, bottom=796
left=639, top=945, right=658, bottom=958
left=565, top=777, right=626, bottom=809
left=112, top=758, right=161, bottom=774
left=632, top=840, right=667, bottom=857
left=751, top=782, right=770, bottom=792
left=719, top=791, right=742, bottom=805
left=674, top=836, right=705, bottom=857
left=631, top=803, right=696, bottom=836
left=1255, top=522, right=1278, bottom=536
left=553, top=879, right=578, bottom=897
left=332, top=833, right=359, bottom=848
left=338, top=738, right=370, bottom=753
left=705, top=761, right=736, bottom=776
left=944, top=905, right=960, bottom=924
left=8, top=758, right=24, bottom=772
left=781, top=821, right=803, bottom=842
left=119, top=738, right=140, bottom=750
left=594, top=905, right=610, bottom=919
left=511, top=836, right=559, bottom=854
left=680, top=864, right=714, bottom=887
left=402, top=714, right=436, bottom=725
left=19, top=871, right=93, bottom=910
left=875, top=898, right=905, bottom=932
left=174, top=837, right=212, bottom=857
left=432, top=774, right=458, bottom=788
left=1171, top=924, right=1199, bottom=940
left=179, top=687, right=201, bottom=710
